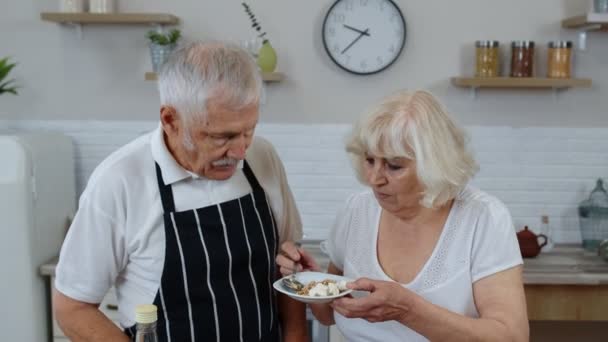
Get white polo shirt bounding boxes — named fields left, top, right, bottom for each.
left=55, top=124, right=302, bottom=327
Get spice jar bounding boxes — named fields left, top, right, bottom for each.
left=89, top=0, right=116, bottom=13
left=510, top=41, right=535, bottom=77
left=547, top=41, right=572, bottom=79
left=475, top=41, right=500, bottom=77
left=60, top=0, right=85, bottom=12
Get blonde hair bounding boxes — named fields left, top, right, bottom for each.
left=346, top=90, right=478, bottom=208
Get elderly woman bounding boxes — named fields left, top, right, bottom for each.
left=277, top=90, right=528, bottom=341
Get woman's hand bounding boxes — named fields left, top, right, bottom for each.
left=276, top=241, right=321, bottom=276
left=330, top=278, right=414, bottom=324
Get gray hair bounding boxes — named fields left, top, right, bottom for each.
left=158, top=41, right=264, bottom=124
left=346, top=90, right=479, bottom=208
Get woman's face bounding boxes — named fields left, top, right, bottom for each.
left=363, top=153, right=425, bottom=214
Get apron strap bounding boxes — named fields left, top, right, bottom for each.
left=155, top=163, right=176, bottom=213
left=242, top=160, right=263, bottom=193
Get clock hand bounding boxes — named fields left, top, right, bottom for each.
left=341, top=28, right=370, bottom=54
left=343, top=24, right=371, bottom=36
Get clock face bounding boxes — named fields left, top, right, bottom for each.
left=322, top=0, right=406, bottom=75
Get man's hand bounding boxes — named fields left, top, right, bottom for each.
left=276, top=241, right=321, bottom=276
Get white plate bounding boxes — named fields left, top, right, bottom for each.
left=273, top=271, right=353, bottom=304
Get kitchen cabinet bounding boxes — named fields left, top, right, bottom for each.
left=525, top=284, right=608, bottom=321
left=523, top=246, right=608, bottom=321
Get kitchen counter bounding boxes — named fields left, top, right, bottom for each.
left=40, top=243, right=608, bottom=322
left=40, top=244, right=608, bottom=284
left=39, top=257, right=58, bottom=276
left=522, top=245, right=608, bottom=285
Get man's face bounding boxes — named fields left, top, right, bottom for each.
left=162, top=99, right=259, bottom=180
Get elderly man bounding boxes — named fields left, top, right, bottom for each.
left=54, top=41, right=307, bottom=341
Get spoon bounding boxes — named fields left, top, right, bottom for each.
left=281, top=274, right=305, bottom=293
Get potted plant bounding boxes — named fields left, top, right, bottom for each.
left=146, top=29, right=181, bottom=72
left=0, top=57, right=18, bottom=96
left=241, top=2, right=277, bottom=72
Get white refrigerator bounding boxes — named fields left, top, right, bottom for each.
left=0, top=133, right=76, bottom=342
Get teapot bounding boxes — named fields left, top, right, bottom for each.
left=516, top=226, right=547, bottom=258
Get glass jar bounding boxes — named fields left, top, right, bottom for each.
left=510, top=41, right=535, bottom=77
left=89, top=0, right=116, bottom=13
left=547, top=41, right=572, bottom=79
left=578, top=179, right=608, bottom=251
left=475, top=40, right=500, bottom=77
left=594, top=0, right=608, bottom=13
left=60, top=0, right=85, bottom=12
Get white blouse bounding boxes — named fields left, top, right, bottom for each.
left=325, top=186, right=522, bottom=342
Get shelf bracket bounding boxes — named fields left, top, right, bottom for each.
left=469, top=86, right=478, bottom=100
left=153, top=23, right=165, bottom=34
left=64, top=22, right=84, bottom=39
left=75, top=23, right=83, bottom=39
left=577, top=25, right=602, bottom=51
left=552, top=87, right=566, bottom=101
left=552, top=87, right=559, bottom=101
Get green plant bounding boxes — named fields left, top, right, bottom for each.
left=241, top=2, right=268, bottom=43
left=146, top=29, right=181, bottom=45
left=0, top=57, right=18, bottom=96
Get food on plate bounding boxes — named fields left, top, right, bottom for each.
left=297, top=279, right=348, bottom=297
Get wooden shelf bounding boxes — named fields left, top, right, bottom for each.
left=145, top=71, right=285, bottom=82
left=40, top=12, right=179, bottom=25
left=451, top=77, right=592, bottom=89
left=562, top=13, right=608, bottom=31
left=259, top=72, right=285, bottom=82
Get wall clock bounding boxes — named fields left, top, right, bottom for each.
left=322, top=0, right=406, bottom=75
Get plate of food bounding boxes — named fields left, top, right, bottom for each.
left=273, top=271, right=353, bottom=304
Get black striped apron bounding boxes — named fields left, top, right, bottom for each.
left=126, top=161, right=280, bottom=341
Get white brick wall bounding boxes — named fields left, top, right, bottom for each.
left=3, top=120, right=607, bottom=243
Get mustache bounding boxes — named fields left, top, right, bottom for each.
left=212, top=158, right=239, bottom=167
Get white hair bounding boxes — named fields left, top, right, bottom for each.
left=158, top=41, right=264, bottom=126
left=346, top=90, right=479, bottom=208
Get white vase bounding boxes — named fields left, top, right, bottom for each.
left=60, top=0, right=85, bottom=12
left=89, top=0, right=116, bottom=13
